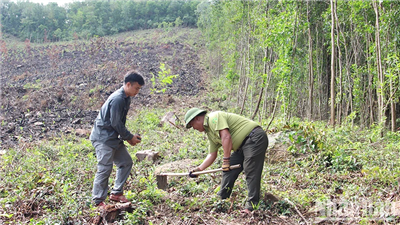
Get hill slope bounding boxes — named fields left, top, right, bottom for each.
left=1, top=28, right=205, bottom=149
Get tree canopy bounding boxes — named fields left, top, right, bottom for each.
left=0, top=0, right=200, bottom=42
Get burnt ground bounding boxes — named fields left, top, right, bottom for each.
left=0, top=28, right=206, bottom=149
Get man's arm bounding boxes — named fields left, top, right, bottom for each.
left=197, top=151, right=218, bottom=171
left=127, top=135, right=141, bottom=146
left=219, top=128, right=232, bottom=159
left=196, top=129, right=232, bottom=171
left=219, top=128, right=233, bottom=171
left=109, top=98, right=134, bottom=140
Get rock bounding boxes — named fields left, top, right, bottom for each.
left=75, top=129, right=91, bottom=137
left=263, top=193, right=279, bottom=206
left=392, top=201, right=400, bottom=216
left=72, top=118, right=81, bottom=124
left=136, top=150, right=159, bottom=162
left=34, top=122, right=44, bottom=127
left=265, top=131, right=292, bottom=164
left=6, top=125, right=15, bottom=133
left=160, top=111, right=176, bottom=127
left=28, top=118, right=37, bottom=124
left=267, top=131, right=282, bottom=149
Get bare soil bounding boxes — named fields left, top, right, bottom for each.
left=0, top=28, right=205, bottom=149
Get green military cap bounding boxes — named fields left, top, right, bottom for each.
left=184, top=108, right=207, bottom=128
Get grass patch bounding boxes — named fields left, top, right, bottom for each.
left=2, top=109, right=400, bottom=223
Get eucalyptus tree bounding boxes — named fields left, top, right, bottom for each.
left=329, top=0, right=336, bottom=126
left=197, top=0, right=400, bottom=131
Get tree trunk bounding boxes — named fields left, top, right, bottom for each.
left=240, top=15, right=251, bottom=115
left=307, top=1, right=314, bottom=121
left=329, top=0, right=336, bottom=126
left=252, top=49, right=268, bottom=120
left=390, top=76, right=396, bottom=132
left=316, top=25, right=323, bottom=121
left=367, top=34, right=374, bottom=126
left=287, top=4, right=299, bottom=122
left=240, top=76, right=249, bottom=115
left=334, top=5, right=343, bottom=125
left=373, top=1, right=384, bottom=126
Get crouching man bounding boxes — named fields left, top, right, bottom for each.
left=184, top=108, right=268, bottom=214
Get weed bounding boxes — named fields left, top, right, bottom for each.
left=274, top=200, right=292, bottom=216
left=138, top=174, right=166, bottom=204
left=124, top=200, right=152, bottom=224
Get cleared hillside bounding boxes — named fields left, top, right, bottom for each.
left=1, top=28, right=205, bottom=149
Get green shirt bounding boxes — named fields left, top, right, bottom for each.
left=204, top=111, right=259, bottom=153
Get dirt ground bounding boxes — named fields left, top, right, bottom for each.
left=0, top=29, right=206, bottom=149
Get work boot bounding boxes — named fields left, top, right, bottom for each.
left=95, top=201, right=107, bottom=210
left=241, top=208, right=252, bottom=216
left=109, top=193, right=130, bottom=203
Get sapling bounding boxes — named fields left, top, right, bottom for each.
left=150, top=63, right=178, bottom=94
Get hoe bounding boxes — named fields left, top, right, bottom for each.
left=156, top=164, right=241, bottom=190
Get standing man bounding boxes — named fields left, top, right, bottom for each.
left=90, top=70, right=144, bottom=207
left=184, top=108, right=268, bottom=215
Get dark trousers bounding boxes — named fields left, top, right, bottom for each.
left=218, top=127, right=268, bottom=210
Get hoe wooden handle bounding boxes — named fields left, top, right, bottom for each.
left=159, top=164, right=241, bottom=176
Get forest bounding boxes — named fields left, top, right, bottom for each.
left=197, top=0, right=400, bottom=132
left=1, top=0, right=400, bottom=224
left=1, top=0, right=199, bottom=42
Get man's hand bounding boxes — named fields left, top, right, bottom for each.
left=188, top=167, right=201, bottom=178
left=127, top=134, right=141, bottom=146
left=222, top=157, right=231, bottom=172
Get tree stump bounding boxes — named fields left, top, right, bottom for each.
left=92, top=202, right=133, bottom=225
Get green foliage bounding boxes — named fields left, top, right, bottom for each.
left=0, top=136, right=95, bottom=223
left=282, top=120, right=324, bottom=156
left=0, top=0, right=200, bottom=42
left=138, top=174, right=165, bottom=204
left=2, top=104, right=400, bottom=223
left=321, top=148, right=362, bottom=172
left=130, top=110, right=160, bottom=131
left=157, top=21, right=174, bottom=31
left=150, top=63, right=179, bottom=94
left=210, top=199, right=230, bottom=213
left=274, top=200, right=292, bottom=216
left=197, top=0, right=400, bottom=129
left=23, top=79, right=42, bottom=89
left=89, top=85, right=104, bottom=94
left=123, top=200, right=153, bottom=224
